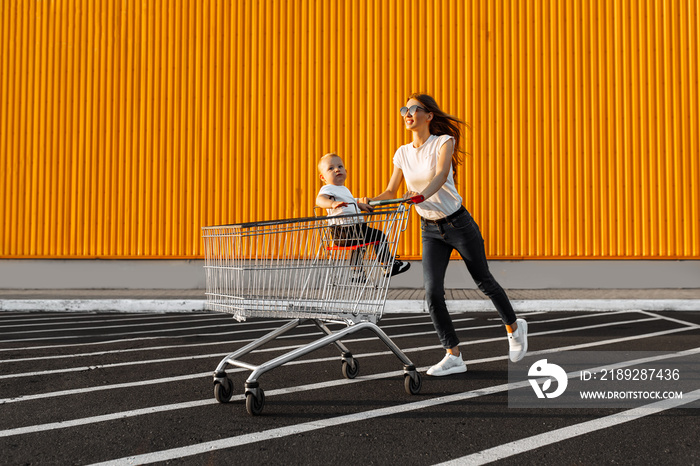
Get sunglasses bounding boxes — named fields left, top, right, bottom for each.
left=400, top=105, right=428, bottom=117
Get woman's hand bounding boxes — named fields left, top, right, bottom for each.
left=403, top=191, right=421, bottom=199
left=357, top=202, right=374, bottom=213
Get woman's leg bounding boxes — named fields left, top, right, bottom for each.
left=443, top=210, right=528, bottom=361
left=441, top=210, right=517, bottom=325
left=422, top=222, right=461, bottom=349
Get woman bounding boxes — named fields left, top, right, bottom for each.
left=366, top=94, right=528, bottom=376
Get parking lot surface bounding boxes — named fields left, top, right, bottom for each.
left=1, top=308, right=700, bottom=465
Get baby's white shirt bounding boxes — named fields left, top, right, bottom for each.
left=318, top=184, right=364, bottom=225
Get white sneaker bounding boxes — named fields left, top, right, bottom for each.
left=426, top=353, right=467, bottom=376
left=508, top=319, right=528, bottom=362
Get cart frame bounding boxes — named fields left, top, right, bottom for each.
left=202, top=198, right=423, bottom=415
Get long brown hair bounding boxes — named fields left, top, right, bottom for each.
left=408, top=93, right=469, bottom=171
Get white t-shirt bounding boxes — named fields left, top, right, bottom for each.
left=392, top=134, right=463, bottom=220
left=317, top=184, right=364, bottom=225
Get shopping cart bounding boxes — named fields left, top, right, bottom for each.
left=202, top=197, right=424, bottom=415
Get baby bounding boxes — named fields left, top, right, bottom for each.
left=316, top=153, right=410, bottom=277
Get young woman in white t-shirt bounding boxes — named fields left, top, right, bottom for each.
left=364, top=94, right=528, bottom=375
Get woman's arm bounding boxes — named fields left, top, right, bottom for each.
left=368, top=166, right=405, bottom=201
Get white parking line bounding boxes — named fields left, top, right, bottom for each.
left=2, top=324, right=693, bottom=405
left=0, top=315, right=448, bottom=343
left=0, top=321, right=257, bottom=343
left=0, top=314, right=572, bottom=363
left=0, top=319, right=287, bottom=353
left=3, top=327, right=697, bottom=438
left=0, top=316, right=662, bottom=380
left=519, top=310, right=632, bottom=324
left=87, top=350, right=700, bottom=466
left=0, top=316, right=236, bottom=335
left=0, top=372, right=213, bottom=405
left=88, top=386, right=515, bottom=465
left=0, top=313, right=225, bottom=328
left=380, top=314, right=431, bottom=321
left=637, top=310, right=700, bottom=329
left=0, top=311, right=636, bottom=363
left=0, top=309, right=638, bottom=352
left=436, top=389, right=700, bottom=465
left=0, top=317, right=472, bottom=364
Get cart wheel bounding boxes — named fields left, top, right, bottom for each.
left=245, top=389, right=265, bottom=416
left=404, top=373, right=422, bottom=395
left=341, top=359, right=360, bottom=379
left=214, top=377, right=234, bottom=403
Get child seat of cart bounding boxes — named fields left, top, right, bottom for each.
left=313, top=206, right=379, bottom=251
left=327, top=239, right=380, bottom=251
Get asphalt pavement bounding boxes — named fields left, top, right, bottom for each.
left=1, top=296, right=699, bottom=465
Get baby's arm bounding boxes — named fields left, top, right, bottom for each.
left=316, top=193, right=348, bottom=210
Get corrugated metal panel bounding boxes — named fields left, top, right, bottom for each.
left=1, top=0, right=698, bottom=259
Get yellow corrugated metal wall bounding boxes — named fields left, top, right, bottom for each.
left=1, top=0, right=698, bottom=259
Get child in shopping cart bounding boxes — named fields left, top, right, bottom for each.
left=316, top=153, right=411, bottom=278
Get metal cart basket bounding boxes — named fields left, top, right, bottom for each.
left=202, top=198, right=423, bottom=415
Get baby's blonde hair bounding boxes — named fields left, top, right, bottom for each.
left=317, top=152, right=342, bottom=173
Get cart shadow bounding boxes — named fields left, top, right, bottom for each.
left=232, top=369, right=514, bottom=418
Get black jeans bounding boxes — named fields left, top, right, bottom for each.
left=331, top=223, right=392, bottom=266
left=421, top=206, right=516, bottom=349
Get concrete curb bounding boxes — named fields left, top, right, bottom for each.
left=1, top=299, right=699, bottom=313
left=0, top=299, right=205, bottom=313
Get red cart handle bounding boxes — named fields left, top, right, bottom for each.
left=368, top=195, right=425, bottom=207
